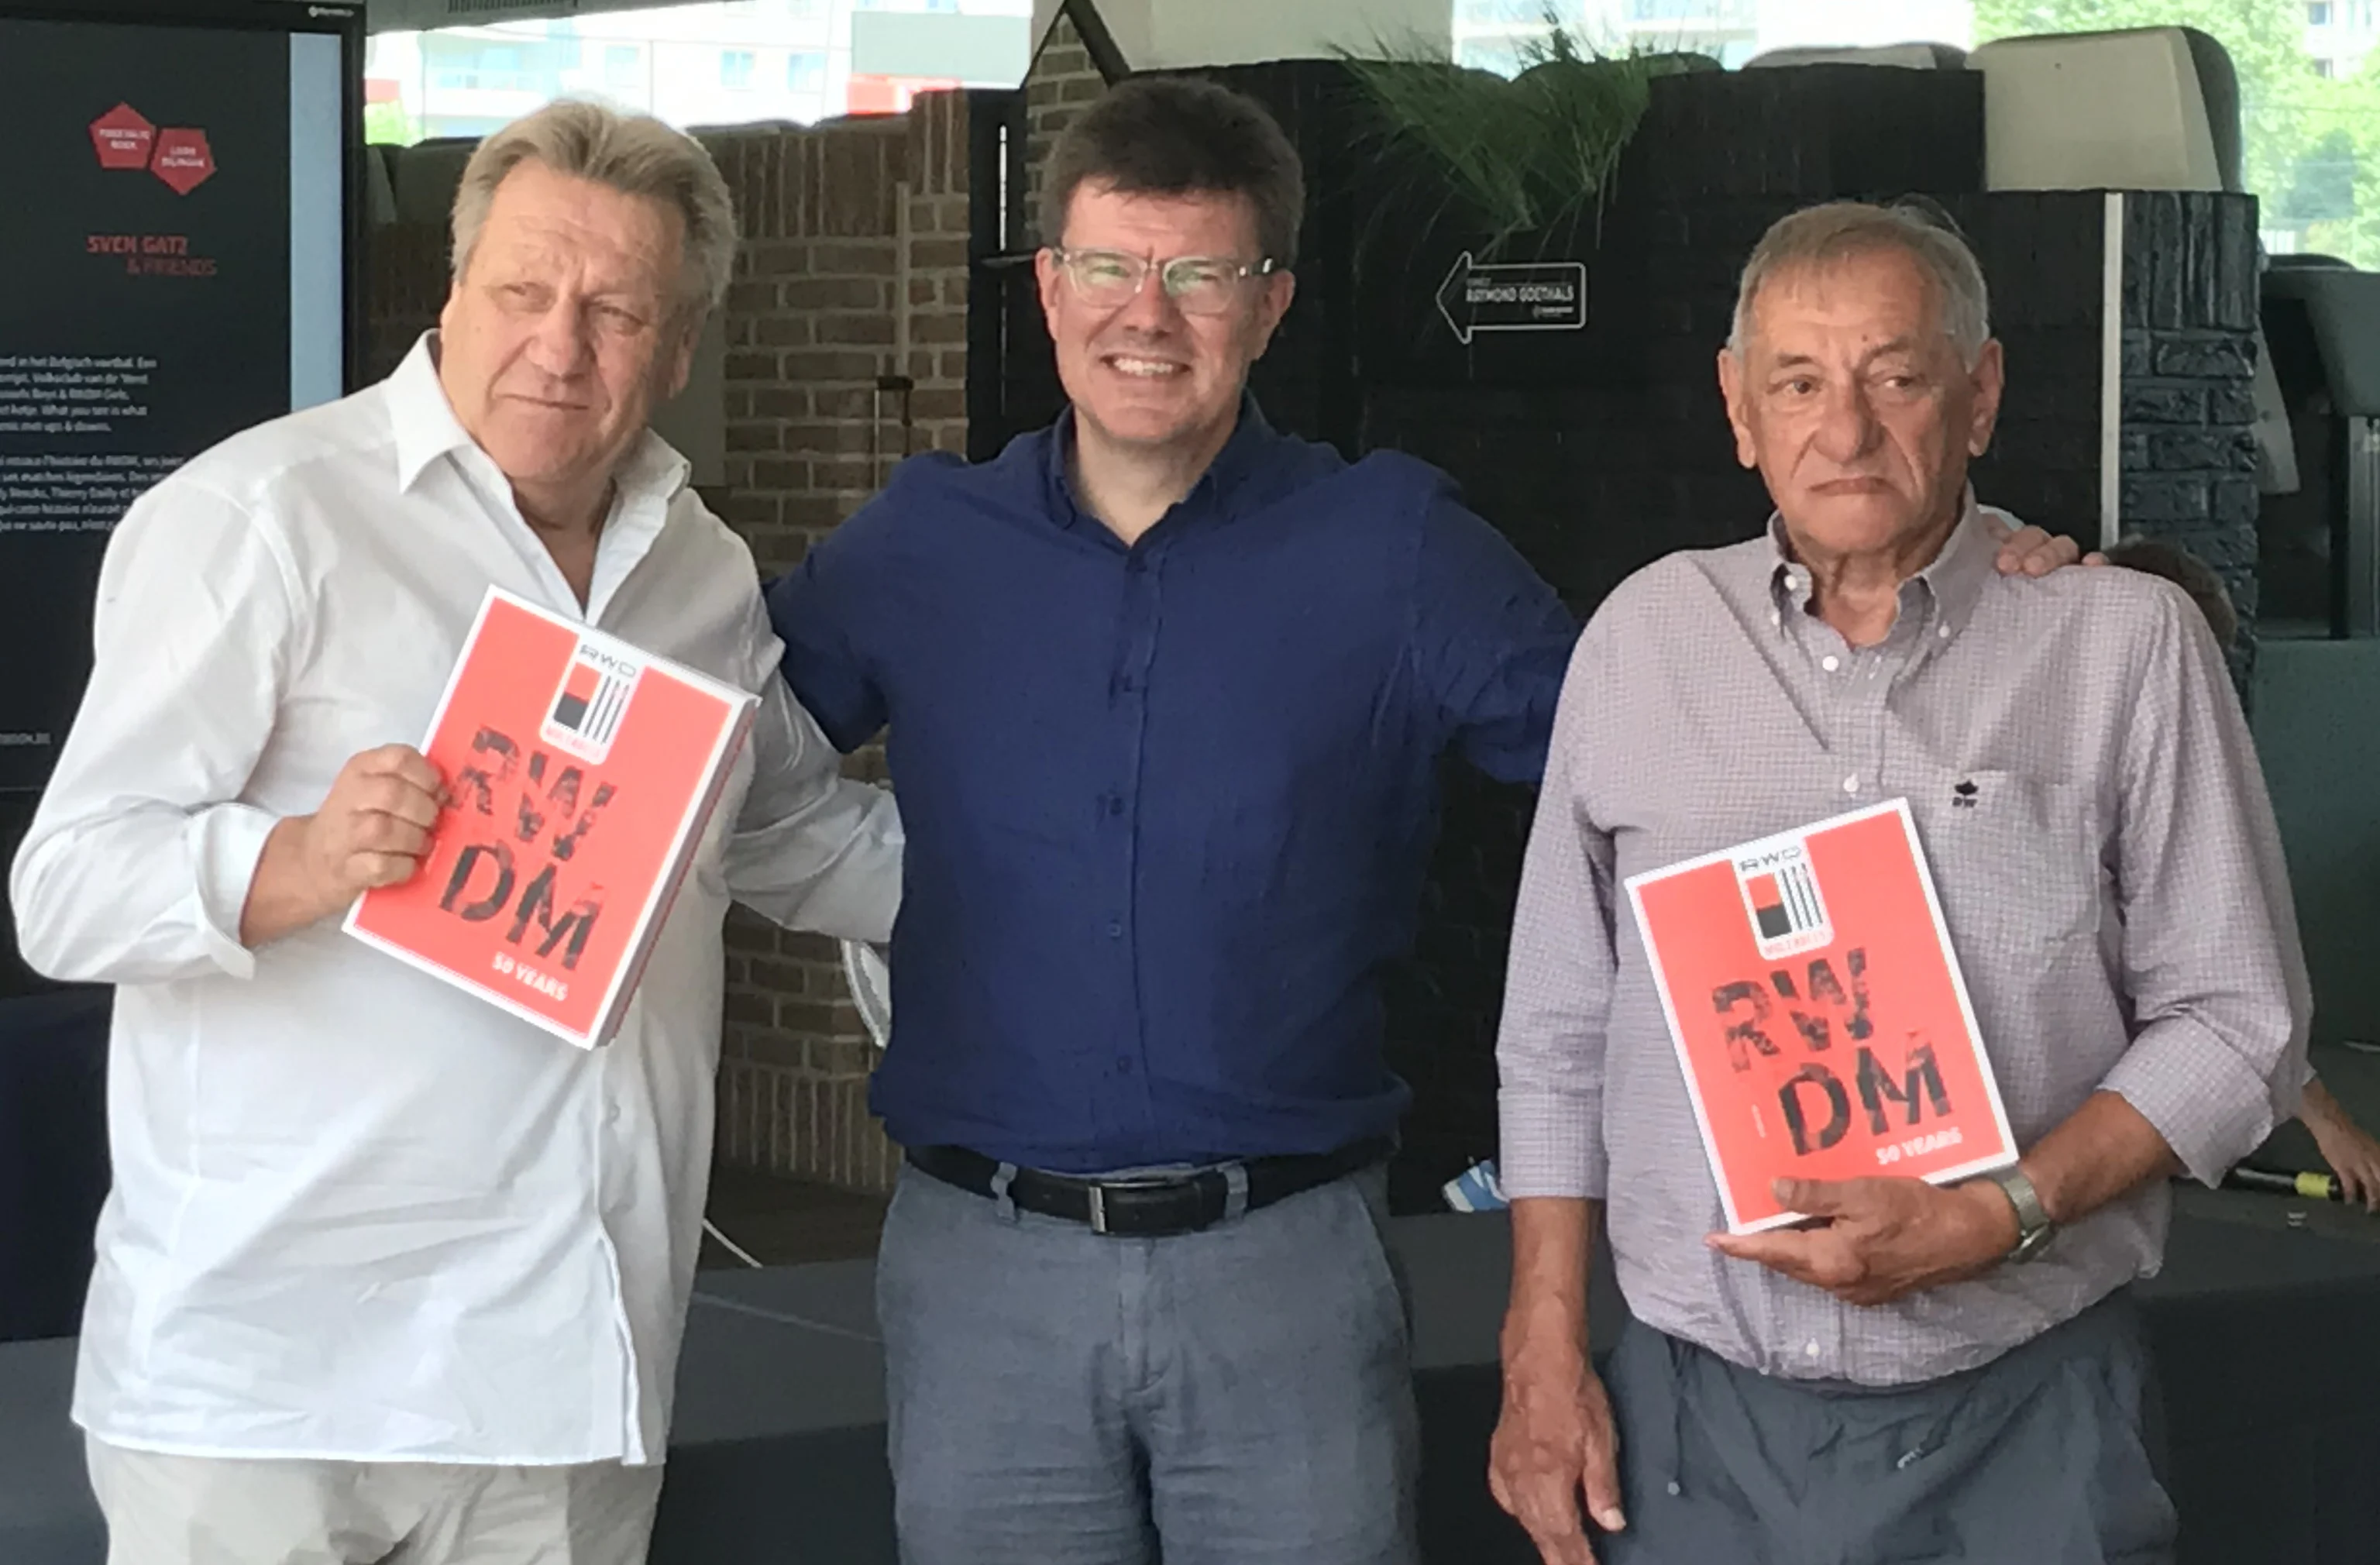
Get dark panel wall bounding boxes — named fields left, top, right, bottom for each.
left=974, top=61, right=2260, bottom=1207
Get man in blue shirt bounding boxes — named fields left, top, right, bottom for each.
left=767, top=75, right=2079, bottom=1565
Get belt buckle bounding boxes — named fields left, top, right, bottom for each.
left=1084, top=1174, right=1176, bottom=1237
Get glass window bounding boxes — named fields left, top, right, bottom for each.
left=365, top=2, right=1033, bottom=139
left=2308, top=1, right=2332, bottom=24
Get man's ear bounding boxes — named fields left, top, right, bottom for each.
left=1966, top=338, right=2006, bottom=458
left=660, top=314, right=700, bottom=403
left=1248, top=270, right=1296, bottom=361
left=1035, top=246, right=1064, bottom=339
left=1717, top=347, right=1758, bottom=470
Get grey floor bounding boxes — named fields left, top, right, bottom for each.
left=699, top=1164, right=889, bottom=1268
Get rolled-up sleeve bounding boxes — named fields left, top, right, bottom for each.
left=11, top=480, right=298, bottom=985
left=1496, top=624, right=1620, bottom=1199
left=2097, top=592, right=2310, bottom=1184
left=724, top=601, right=903, bottom=944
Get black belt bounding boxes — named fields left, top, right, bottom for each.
left=904, top=1137, right=1394, bottom=1239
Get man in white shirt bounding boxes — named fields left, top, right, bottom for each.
left=9, top=101, right=900, bottom=1564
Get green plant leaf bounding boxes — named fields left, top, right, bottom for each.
left=1339, top=19, right=1694, bottom=249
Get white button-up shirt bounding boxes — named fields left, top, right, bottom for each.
left=11, top=335, right=901, bottom=1466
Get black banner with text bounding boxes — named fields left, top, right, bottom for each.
left=0, top=15, right=296, bottom=793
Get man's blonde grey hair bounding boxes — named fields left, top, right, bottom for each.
left=450, top=99, right=738, bottom=320
left=1727, top=200, right=1991, bottom=367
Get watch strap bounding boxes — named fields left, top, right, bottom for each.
left=1986, top=1166, right=2053, bottom=1261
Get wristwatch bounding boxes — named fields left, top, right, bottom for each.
left=1983, top=1167, right=2055, bottom=1263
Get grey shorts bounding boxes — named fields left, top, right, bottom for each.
left=1601, top=1292, right=2177, bottom=1565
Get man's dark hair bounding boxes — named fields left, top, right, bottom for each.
left=1040, top=76, right=1305, bottom=268
left=2105, top=536, right=2238, bottom=649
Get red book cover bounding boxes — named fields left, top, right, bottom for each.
left=345, top=587, right=757, bottom=1049
left=1625, top=799, right=2017, bottom=1234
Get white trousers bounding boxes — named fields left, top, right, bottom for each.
left=84, top=1436, right=666, bottom=1565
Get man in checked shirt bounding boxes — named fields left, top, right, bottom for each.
left=1490, top=201, right=2310, bottom=1565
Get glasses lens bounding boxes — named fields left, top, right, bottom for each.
left=1066, top=250, right=1141, bottom=303
left=1162, top=258, right=1240, bottom=315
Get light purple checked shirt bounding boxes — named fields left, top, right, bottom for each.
left=1496, top=503, right=2310, bottom=1386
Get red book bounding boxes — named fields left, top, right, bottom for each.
left=1625, top=799, right=2017, bottom=1234
left=346, top=587, right=757, bottom=1049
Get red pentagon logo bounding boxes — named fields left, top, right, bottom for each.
left=150, top=129, right=215, bottom=195
left=89, top=103, right=155, bottom=170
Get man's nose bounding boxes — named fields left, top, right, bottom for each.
left=1113, top=265, right=1183, bottom=333
left=1811, top=380, right=1880, bottom=465
left=524, top=303, right=594, bottom=377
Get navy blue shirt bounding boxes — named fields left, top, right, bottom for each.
left=765, top=406, right=1578, bottom=1172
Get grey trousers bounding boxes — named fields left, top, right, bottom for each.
left=873, top=1161, right=1420, bottom=1565
left=1601, top=1291, right=2177, bottom=1565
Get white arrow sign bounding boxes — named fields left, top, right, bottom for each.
left=1436, top=251, right=1590, bottom=346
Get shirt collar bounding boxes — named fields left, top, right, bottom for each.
left=1764, top=489, right=1994, bottom=645
left=387, top=330, right=693, bottom=511
left=388, top=332, right=479, bottom=494
left=1047, top=392, right=1281, bottom=536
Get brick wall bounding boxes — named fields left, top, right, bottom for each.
left=707, top=93, right=975, bottom=1193
left=1023, top=9, right=1113, bottom=238
left=362, top=95, right=980, bottom=1195
left=2117, top=191, right=2265, bottom=688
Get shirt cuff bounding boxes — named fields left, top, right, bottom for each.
left=188, top=803, right=279, bottom=981
left=2098, top=1026, right=2282, bottom=1187
left=1496, top=1085, right=1607, bottom=1199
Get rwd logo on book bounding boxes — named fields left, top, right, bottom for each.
left=542, top=644, right=641, bottom=764
left=1733, top=839, right=1832, bottom=961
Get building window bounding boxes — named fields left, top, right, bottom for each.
left=721, top=50, right=755, bottom=89
left=604, top=45, right=640, bottom=90
left=2313, top=56, right=2336, bottom=77
left=2307, top=1, right=2331, bottom=22
left=787, top=50, right=826, bottom=95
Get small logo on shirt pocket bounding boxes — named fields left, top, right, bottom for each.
left=1952, top=779, right=1979, bottom=809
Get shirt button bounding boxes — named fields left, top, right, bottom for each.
left=1118, top=1057, right=1137, bottom=1075
left=1666, top=1481, right=1683, bottom=1497
left=1106, top=796, right=1123, bottom=817
left=1106, top=920, right=1123, bottom=938
left=1821, top=655, right=1841, bottom=672
left=1842, top=774, right=1860, bottom=794
left=1938, top=624, right=1952, bottom=639
left=1804, top=1340, right=1821, bottom=1359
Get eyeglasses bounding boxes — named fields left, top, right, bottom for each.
left=1047, top=246, right=1279, bottom=317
